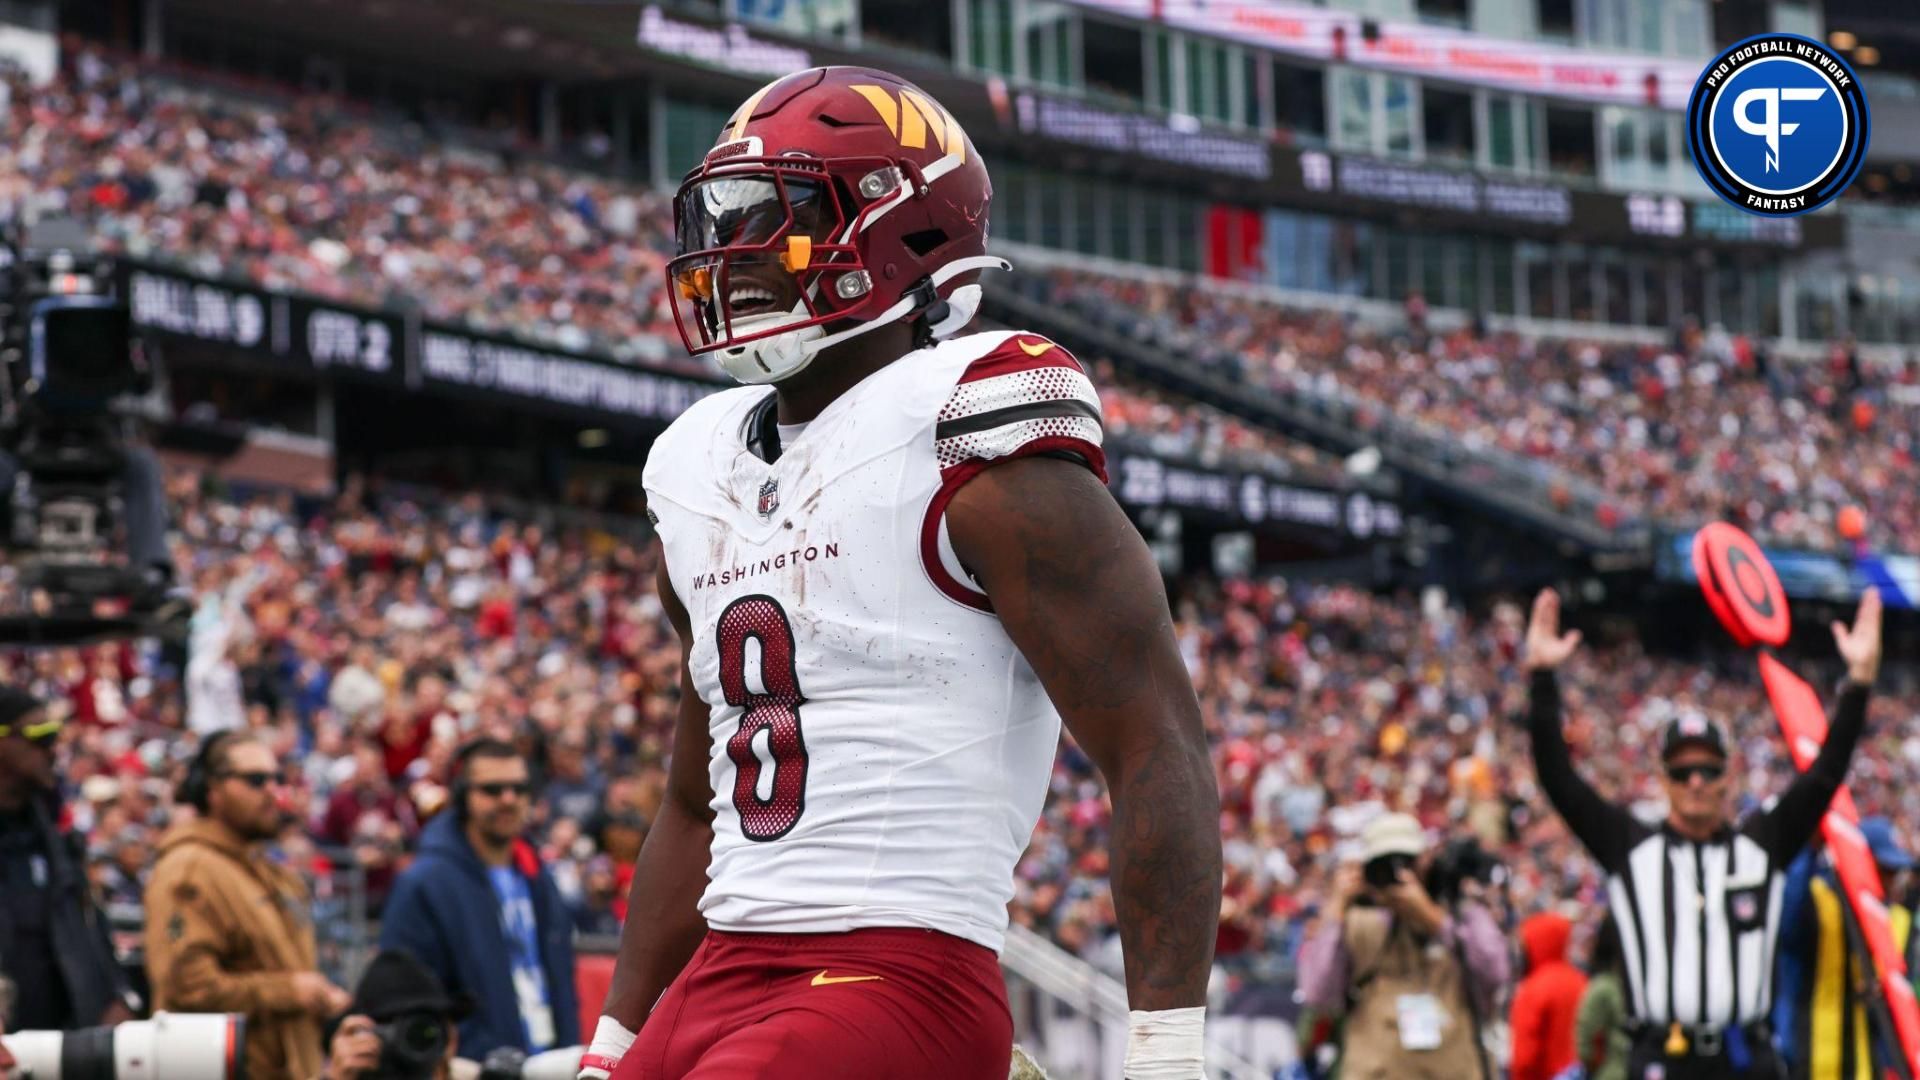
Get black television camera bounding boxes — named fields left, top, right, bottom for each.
left=1423, top=837, right=1506, bottom=908
left=0, top=216, right=174, bottom=643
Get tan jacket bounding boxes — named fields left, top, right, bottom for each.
left=1336, top=908, right=1487, bottom=1080
left=144, top=818, right=324, bottom=1080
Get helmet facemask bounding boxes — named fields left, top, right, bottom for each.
left=669, top=158, right=892, bottom=384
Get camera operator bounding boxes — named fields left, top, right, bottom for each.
left=145, top=731, right=350, bottom=1080
left=324, top=950, right=473, bottom=1080
left=0, top=686, right=138, bottom=1031
left=1298, top=812, right=1511, bottom=1080
left=1523, top=588, right=1881, bottom=1079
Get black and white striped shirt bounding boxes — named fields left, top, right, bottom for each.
left=1526, top=670, right=1870, bottom=1028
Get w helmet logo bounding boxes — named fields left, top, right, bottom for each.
left=1688, top=33, right=1869, bottom=216
left=848, top=85, right=967, bottom=161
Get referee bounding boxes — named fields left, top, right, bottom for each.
left=1522, top=588, right=1882, bottom=1080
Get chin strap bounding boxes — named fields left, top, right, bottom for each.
left=808, top=254, right=1009, bottom=353
left=717, top=255, right=1011, bottom=385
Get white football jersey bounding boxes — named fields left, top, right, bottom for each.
left=642, top=329, right=1105, bottom=952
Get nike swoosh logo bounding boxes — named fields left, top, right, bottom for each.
left=810, top=971, right=885, bottom=986
left=1016, top=338, right=1055, bottom=357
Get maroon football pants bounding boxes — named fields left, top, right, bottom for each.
left=610, top=927, right=1014, bottom=1080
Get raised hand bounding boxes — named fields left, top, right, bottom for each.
left=1523, top=589, right=1583, bottom=672
left=1833, top=587, right=1883, bottom=686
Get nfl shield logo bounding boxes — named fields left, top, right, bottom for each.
left=1731, top=891, right=1758, bottom=923
left=757, top=478, right=779, bottom=518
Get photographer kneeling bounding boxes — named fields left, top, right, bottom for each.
left=1298, top=813, right=1511, bottom=1080
left=325, top=950, right=473, bottom=1080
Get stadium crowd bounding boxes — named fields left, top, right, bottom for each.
left=25, top=473, right=1920, bottom=1019
left=7, top=40, right=1920, bottom=1076
left=18, top=43, right=1917, bottom=542
left=1033, top=270, right=1920, bottom=553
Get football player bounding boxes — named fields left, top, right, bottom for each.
left=581, top=66, right=1221, bottom=1080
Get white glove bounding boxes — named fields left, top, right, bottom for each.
left=576, top=1016, right=636, bottom=1080
left=1122, top=1007, right=1206, bottom=1079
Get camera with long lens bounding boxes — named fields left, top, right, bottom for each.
left=2, top=1013, right=245, bottom=1080
left=0, top=215, right=161, bottom=641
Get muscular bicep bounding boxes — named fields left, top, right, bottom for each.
left=657, top=556, right=715, bottom=823
left=945, top=456, right=1199, bottom=778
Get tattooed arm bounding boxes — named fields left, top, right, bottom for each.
left=948, top=455, right=1222, bottom=1012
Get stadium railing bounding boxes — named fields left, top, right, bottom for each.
left=999, top=924, right=1276, bottom=1080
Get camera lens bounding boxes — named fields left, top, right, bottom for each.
left=396, top=1015, right=445, bottom=1053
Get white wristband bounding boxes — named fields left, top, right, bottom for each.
left=1123, top=1006, right=1207, bottom=1079
left=577, top=1016, right=637, bottom=1078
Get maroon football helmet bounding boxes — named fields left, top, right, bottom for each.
left=667, top=67, right=1007, bottom=384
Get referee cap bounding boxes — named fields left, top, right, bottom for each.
left=1660, top=710, right=1731, bottom=762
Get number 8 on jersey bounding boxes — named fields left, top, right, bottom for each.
left=715, top=594, right=809, bottom=841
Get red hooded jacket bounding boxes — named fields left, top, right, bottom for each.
left=1509, top=912, right=1588, bottom=1080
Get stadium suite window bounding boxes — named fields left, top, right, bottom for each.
left=1025, top=1, right=1078, bottom=92
left=1415, top=0, right=1470, bottom=28
left=1271, top=59, right=1327, bottom=146
left=1423, top=85, right=1474, bottom=166
left=965, top=0, right=1016, bottom=77
left=1146, top=29, right=1176, bottom=112
left=862, top=0, right=954, bottom=61
left=1544, top=105, right=1596, bottom=180
left=1081, top=18, right=1145, bottom=104
left=1331, top=68, right=1418, bottom=158
left=1536, top=0, right=1575, bottom=43
left=659, top=99, right=734, bottom=188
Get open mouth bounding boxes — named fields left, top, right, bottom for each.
left=724, top=271, right=796, bottom=321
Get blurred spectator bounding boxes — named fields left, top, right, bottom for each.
left=1772, top=817, right=1915, bottom=1075
left=145, top=731, right=350, bottom=1080
left=1508, top=911, right=1585, bottom=1080
left=0, top=689, right=136, bottom=1030
left=1296, top=813, right=1509, bottom=1079
left=1577, top=918, right=1632, bottom=1080
left=380, top=739, right=578, bottom=1059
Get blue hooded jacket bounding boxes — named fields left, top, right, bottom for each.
left=380, top=812, right=581, bottom=1058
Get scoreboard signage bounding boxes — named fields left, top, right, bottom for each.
left=1111, top=450, right=1402, bottom=540
left=1064, top=0, right=1704, bottom=110
left=1298, top=151, right=1573, bottom=227
left=1009, top=92, right=1271, bottom=180
left=1272, top=147, right=1841, bottom=249
left=124, top=261, right=721, bottom=421
left=417, top=323, right=715, bottom=422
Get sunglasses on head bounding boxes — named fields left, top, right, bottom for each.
left=1666, top=763, right=1726, bottom=784
left=0, top=716, right=61, bottom=746
left=217, top=770, right=285, bottom=790
left=473, top=781, right=530, bottom=799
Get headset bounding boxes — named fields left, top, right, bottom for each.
left=448, top=738, right=519, bottom=824
left=177, top=730, right=243, bottom=813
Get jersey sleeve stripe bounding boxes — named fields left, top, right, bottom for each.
left=935, top=399, right=1102, bottom=441
left=942, top=366, right=1100, bottom=423
left=935, top=416, right=1106, bottom=476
